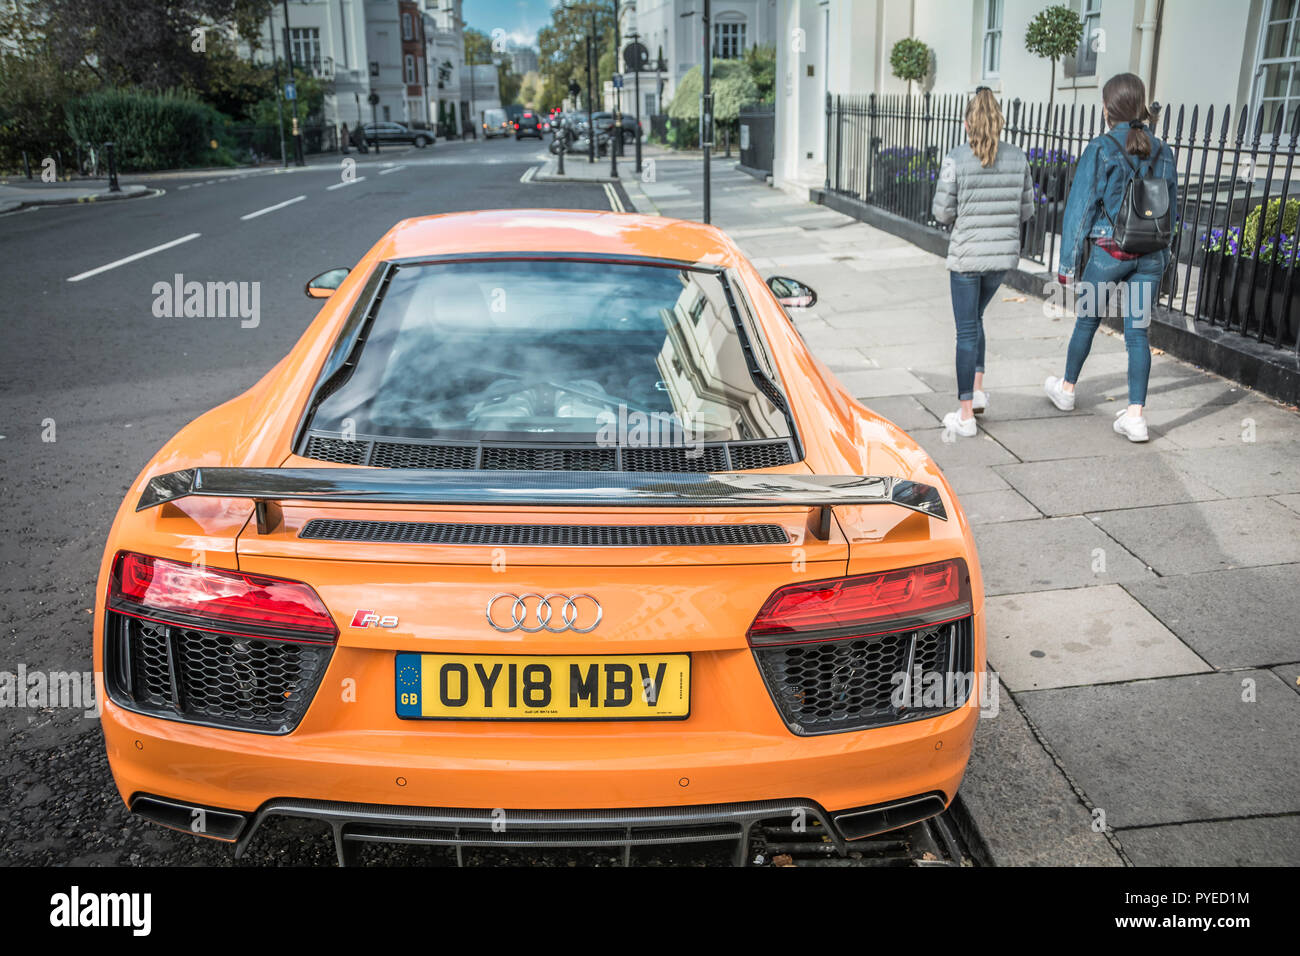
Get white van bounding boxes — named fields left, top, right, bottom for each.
left=482, top=108, right=510, bottom=139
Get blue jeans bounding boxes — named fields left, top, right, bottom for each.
left=950, top=270, right=1005, bottom=401
left=1064, top=244, right=1168, bottom=406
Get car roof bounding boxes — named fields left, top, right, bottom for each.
left=375, top=209, right=741, bottom=268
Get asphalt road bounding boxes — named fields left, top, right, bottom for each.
left=0, top=137, right=640, bottom=865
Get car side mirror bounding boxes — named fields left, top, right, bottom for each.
left=766, top=275, right=817, bottom=310
left=305, top=268, right=350, bottom=299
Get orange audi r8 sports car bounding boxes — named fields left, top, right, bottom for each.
left=94, top=209, right=985, bottom=866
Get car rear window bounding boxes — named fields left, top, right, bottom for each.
left=307, top=259, right=791, bottom=446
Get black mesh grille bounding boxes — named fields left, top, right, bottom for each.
left=622, top=445, right=728, bottom=472
left=753, top=619, right=974, bottom=736
left=728, top=441, right=796, bottom=470
left=481, top=446, right=617, bottom=471
left=370, top=441, right=476, bottom=469
left=107, top=613, right=333, bottom=734
left=299, top=518, right=789, bottom=547
left=303, top=435, right=798, bottom=472
left=305, top=436, right=368, bottom=465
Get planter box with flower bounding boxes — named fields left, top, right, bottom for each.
left=1198, top=197, right=1300, bottom=345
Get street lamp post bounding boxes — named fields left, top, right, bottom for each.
left=701, top=0, right=712, bottom=223
left=628, top=30, right=643, bottom=174
left=268, top=12, right=288, bottom=167
left=611, top=0, right=621, bottom=177
left=281, top=0, right=305, bottom=166
left=586, top=22, right=595, bottom=164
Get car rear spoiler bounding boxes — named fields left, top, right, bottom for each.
left=136, top=467, right=947, bottom=537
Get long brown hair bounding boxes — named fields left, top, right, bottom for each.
left=966, top=88, right=1003, bottom=167
left=1102, top=72, right=1161, bottom=159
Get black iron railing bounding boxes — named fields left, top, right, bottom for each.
left=825, top=92, right=1300, bottom=352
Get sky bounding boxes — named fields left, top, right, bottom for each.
left=462, top=0, right=558, bottom=48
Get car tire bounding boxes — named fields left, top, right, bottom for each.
left=622, top=130, right=635, bottom=146
left=414, top=136, right=431, bottom=148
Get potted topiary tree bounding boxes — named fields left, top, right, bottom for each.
left=889, top=37, right=931, bottom=97
left=1024, top=5, right=1083, bottom=113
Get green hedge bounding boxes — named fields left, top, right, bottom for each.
left=65, top=89, right=234, bottom=171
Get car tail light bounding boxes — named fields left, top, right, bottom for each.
left=108, top=551, right=338, bottom=643
left=747, top=559, right=971, bottom=647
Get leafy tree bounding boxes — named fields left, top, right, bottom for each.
left=667, top=60, right=757, bottom=147
left=744, top=45, right=776, bottom=103
left=889, top=37, right=930, bottom=96
left=1025, top=5, right=1083, bottom=110
left=537, top=1, right=614, bottom=110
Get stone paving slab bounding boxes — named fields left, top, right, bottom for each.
left=1141, top=401, right=1300, bottom=448
left=978, top=414, right=1180, bottom=460
left=911, top=428, right=1020, bottom=469
left=911, top=359, right=1059, bottom=394
left=837, top=367, right=932, bottom=398
left=1163, top=441, right=1300, bottom=497
left=995, top=454, right=1225, bottom=516
left=957, top=678, right=1124, bottom=866
left=1091, top=497, right=1300, bottom=574
left=970, top=516, right=1154, bottom=596
left=858, top=395, right=942, bottom=431
left=1123, top=566, right=1300, bottom=668
left=1018, top=670, right=1300, bottom=828
left=937, top=464, right=1012, bottom=494
left=1117, top=816, right=1300, bottom=866
left=1276, top=493, right=1300, bottom=516
left=1272, top=663, right=1300, bottom=695
left=986, top=586, right=1210, bottom=691
left=960, top=488, right=1043, bottom=525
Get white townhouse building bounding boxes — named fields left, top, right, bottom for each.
left=773, top=0, right=1284, bottom=192
left=243, top=0, right=467, bottom=136
left=617, top=0, right=779, bottom=116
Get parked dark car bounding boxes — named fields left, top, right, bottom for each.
left=362, top=122, right=434, bottom=148
left=581, top=112, right=642, bottom=145
left=515, top=110, right=543, bottom=139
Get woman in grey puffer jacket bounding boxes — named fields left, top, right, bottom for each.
left=931, top=88, right=1037, bottom=438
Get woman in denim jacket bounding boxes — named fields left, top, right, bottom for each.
left=1045, top=72, right=1177, bottom=442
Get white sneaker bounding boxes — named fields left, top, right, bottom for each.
left=1113, top=408, right=1149, bottom=442
left=1043, top=376, right=1076, bottom=411
left=942, top=410, right=978, bottom=438
left=972, top=389, right=989, bottom=414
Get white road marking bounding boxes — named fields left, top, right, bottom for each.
left=377, top=165, right=407, bottom=176
left=240, top=194, right=307, bottom=220
left=519, top=165, right=537, bottom=184
left=326, top=176, right=367, bottom=190
left=66, top=233, right=202, bottom=282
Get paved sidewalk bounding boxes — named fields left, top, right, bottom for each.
left=0, top=181, right=151, bottom=214
left=614, top=147, right=1300, bottom=866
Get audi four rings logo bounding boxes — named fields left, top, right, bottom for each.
left=487, top=593, right=602, bottom=633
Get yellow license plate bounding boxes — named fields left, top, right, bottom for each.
left=395, top=653, right=690, bottom=720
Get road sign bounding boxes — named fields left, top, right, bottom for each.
left=612, top=73, right=624, bottom=89
left=284, top=81, right=296, bottom=101
left=368, top=92, right=380, bottom=106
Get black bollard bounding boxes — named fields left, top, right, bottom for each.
left=104, top=142, right=121, bottom=192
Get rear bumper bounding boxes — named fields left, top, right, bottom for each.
left=104, top=692, right=978, bottom=841
left=130, top=790, right=954, bottom=865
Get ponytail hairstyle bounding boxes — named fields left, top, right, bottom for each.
left=1102, top=72, right=1161, bottom=159
left=965, top=87, right=1004, bottom=167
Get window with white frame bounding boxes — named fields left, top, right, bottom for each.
left=714, top=20, right=746, bottom=60
left=402, top=12, right=414, bottom=41
left=1075, top=0, right=1102, bottom=77
left=289, top=27, right=321, bottom=74
left=1255, top=0, right=1300, bottom=135
left=404, top=54, right=418, bottom=84
left=982, top=0, right=1004, bottom=79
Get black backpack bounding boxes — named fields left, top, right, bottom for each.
left=1098, top=133, right=1172, bottom=255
